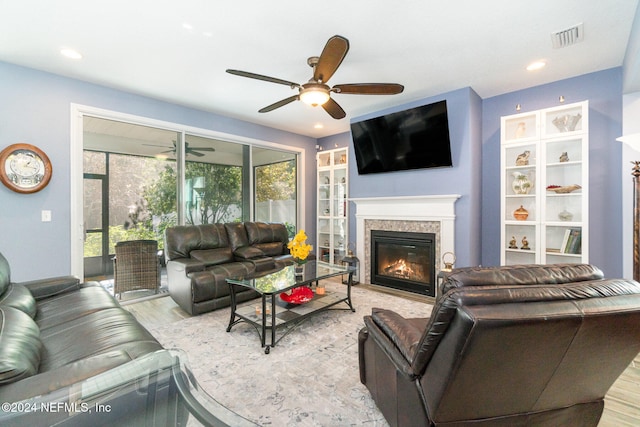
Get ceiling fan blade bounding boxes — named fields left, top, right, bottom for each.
left=314, top=35, right=349, bottom=83
left=226, top=69, right=300, bottom=88
left=333, top=83, right=404, bottom=95
left=187, top=150, right=205, bottom=157
left=189, top=147, right=216, bottom=152
left=322, top=97, right=346, bottom=120
left=259, top=95, right=299, bottom=113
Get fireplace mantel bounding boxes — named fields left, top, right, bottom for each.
left=351, top=195, right=460, bottom=285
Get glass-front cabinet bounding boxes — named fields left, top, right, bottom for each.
left=500, top=100, right=588, bottom=265
left=317, top=147, right=348, bottom=265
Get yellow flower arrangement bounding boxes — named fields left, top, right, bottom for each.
left=287, top=230, right=313, bottom=263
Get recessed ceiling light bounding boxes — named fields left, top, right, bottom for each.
left=526, top=61, right=546, bottom=71
left=60, top=48, right=82, bottom=60
left=314, top=123, right=324, bottom=129
left=182, top=23, right=193, bottom=31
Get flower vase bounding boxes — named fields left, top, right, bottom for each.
left=294, top=262, right=305, bottom=278
left=512, top=171, right=533, bottom=195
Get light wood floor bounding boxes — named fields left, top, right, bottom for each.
left=124, top=287, right=640, bottom=426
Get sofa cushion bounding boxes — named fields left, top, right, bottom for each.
left=190, top=262, right=254, bottom=302
left=0, top=306, right=42, bottom=384
left=34, top=285, right=122, bottom=331
left=190, top=248, right=234, bottom=265
left=0, top=283, right=36, bottom=318
left=255, top=242, right=286, bottom=257
left=38, top=307, right=162, bottom=372
left=225, top=223, right=250, bottom=251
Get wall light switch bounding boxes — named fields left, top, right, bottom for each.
left=41, top=210, right=52, bottom=222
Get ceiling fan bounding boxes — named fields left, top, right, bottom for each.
left=226, top=35, right=404, bottom=119
left=144, top=141, right=215, bottom=157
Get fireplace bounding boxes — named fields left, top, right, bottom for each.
left=371, top=230, right=436, bottom=296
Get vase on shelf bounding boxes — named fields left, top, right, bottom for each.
left=512, top=171, right=533, bottom=195
left=513, top=205, right=529, bottom=221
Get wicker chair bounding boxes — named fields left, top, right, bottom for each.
left=113, top=240, right=160, bottom=299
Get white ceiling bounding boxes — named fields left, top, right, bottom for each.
left=1, top=1, right=638, bottom=138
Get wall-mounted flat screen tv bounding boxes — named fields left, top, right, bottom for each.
left=350, top=100, right=452, bottom=175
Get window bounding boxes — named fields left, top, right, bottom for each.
left=81, top=115, right=301, bottom=278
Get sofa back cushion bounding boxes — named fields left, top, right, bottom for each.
left=441, top=263, right=604, bottom=294
left=0, top=283, right=37, bottom=318
left=225, top=222, right=250, bottom=251
left=164, top=224, right=232, bottom=262
left=0, top=306, right=42, bottom=384
left=245, top=222, right=288, bottom=256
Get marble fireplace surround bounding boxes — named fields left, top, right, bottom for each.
left=351, top=195, right=460, bottom=286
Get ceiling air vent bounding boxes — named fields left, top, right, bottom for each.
left=551, top=23, right=584, bottom=48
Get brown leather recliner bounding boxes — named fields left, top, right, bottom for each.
left=358, top=264, right=640, bottom=427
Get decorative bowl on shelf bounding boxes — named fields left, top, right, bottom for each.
left=280, top=286, right=313, bottom=304
left=558, top=209, right=574, bottom=221
left=546, top=184, right=581, bottom=194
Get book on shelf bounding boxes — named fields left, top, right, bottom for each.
left=560, top=229, right=571, bottom=254
left=562, top=228, right=582, bottom=254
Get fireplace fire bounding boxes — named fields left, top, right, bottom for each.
left=371, top=230, right=436, bottom=296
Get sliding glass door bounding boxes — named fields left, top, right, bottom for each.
left=81, top=116, right=300, bottom=280
left=253, top=147, right=297, bottom=238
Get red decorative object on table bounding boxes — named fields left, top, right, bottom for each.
left=280, top=286, right=313, bottom=304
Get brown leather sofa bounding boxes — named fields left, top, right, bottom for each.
left=164, top=222, right=294, bottom=315
left=0, top=251, right=260, bottom=426
left=358, top=264, right=640, bottom=427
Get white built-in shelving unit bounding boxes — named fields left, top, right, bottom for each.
left=316, top=147, right=348, bottom=265
left=501, top=100, right=589, bottom=265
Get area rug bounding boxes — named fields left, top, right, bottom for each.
left=148, top=281, right=433, bottom=426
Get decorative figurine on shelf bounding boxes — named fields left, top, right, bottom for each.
left=552, top=113, right=582, bottom=132
left=509, top=236, right=518, bottom=249
left=515, top=122, right=526, bottom=138
left=521, top=236, right=530, bottom=250
left=515, top=150, right=530, bottom=166
left=559, top=152, right=569, bottom=162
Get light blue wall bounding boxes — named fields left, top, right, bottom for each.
left=0, top=59, right=626, bottom=281
left=319, top=87, right=484, bottom=268
left=482, top=68, right=623, bottom=276
left=0, top=61, right=317, bottom=281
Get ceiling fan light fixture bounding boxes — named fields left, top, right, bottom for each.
left=300, top=85, right=330, bottom=107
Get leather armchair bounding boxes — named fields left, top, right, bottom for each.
left=358, top=264, right=640, bottom=427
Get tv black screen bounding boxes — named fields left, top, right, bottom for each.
left=350, top=100, right=452, bottom=174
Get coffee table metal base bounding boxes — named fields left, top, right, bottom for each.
left=226, top=285, right=354, bottom=353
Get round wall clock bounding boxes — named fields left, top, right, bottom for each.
left=0, top=143, right=52, bottom=194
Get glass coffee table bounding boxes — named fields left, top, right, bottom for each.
left=226, top=261, right=355, bottom=353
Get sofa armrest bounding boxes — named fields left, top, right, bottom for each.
left=363, top=313, right=423, bottom=379
left=234, top=246, right=265, bottom=260
left=168, top=258, right=207, bottom=275
left=19, top=276, right=81, bottom=300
